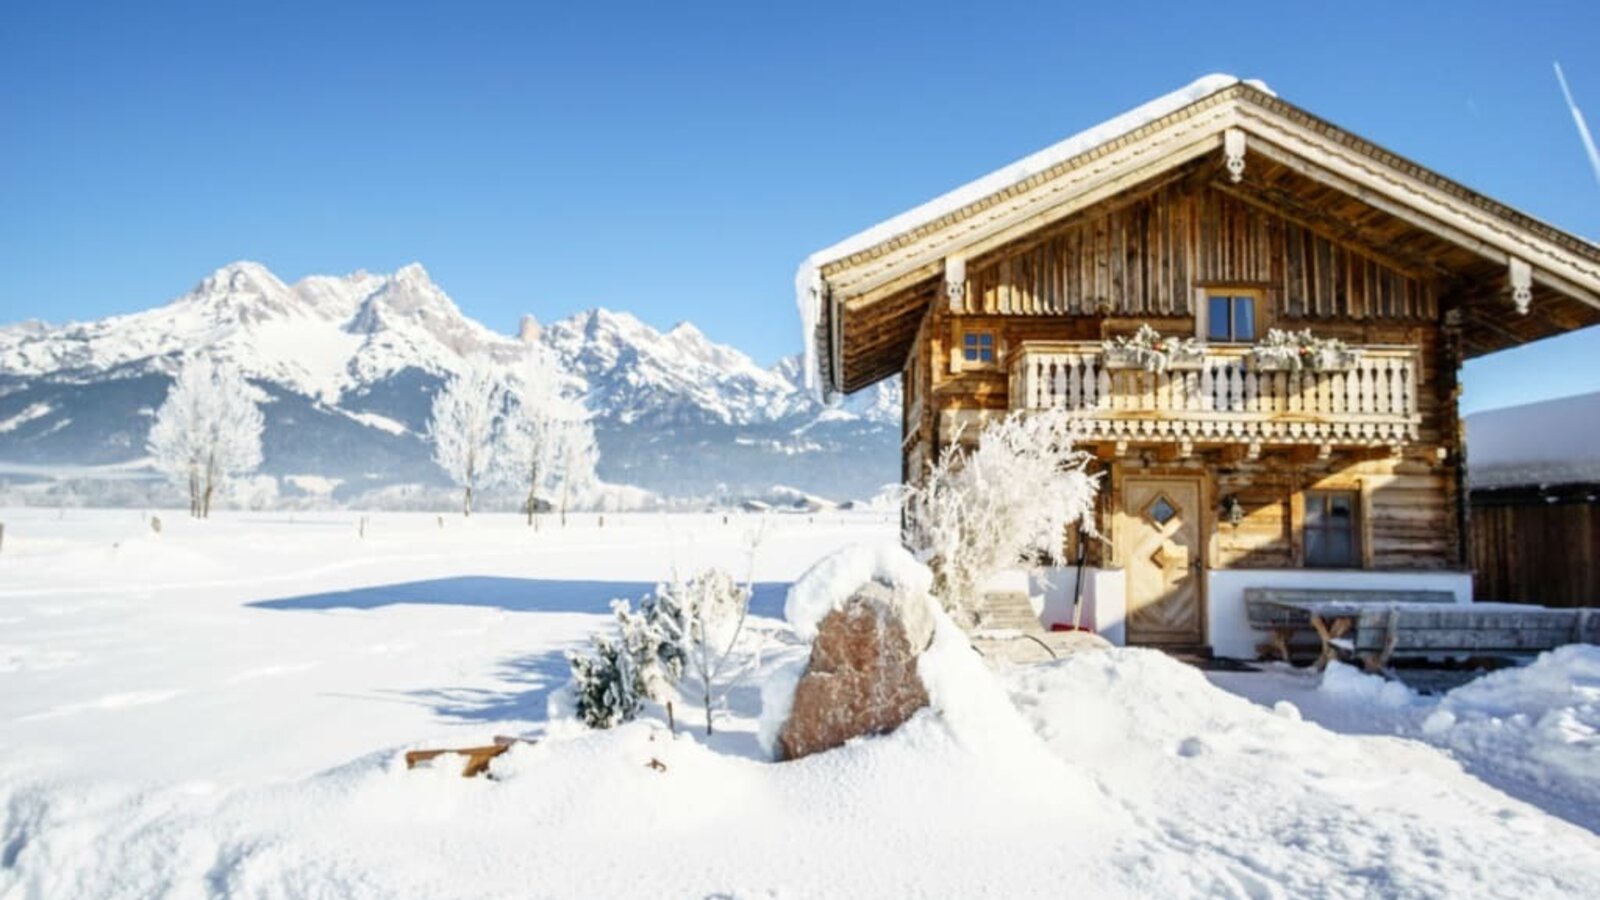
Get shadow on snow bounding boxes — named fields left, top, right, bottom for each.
left=250, top=576, right=794, bottom=737
left=398, top=651, right=580, bottom=727
left=248, top=576, right=790, bottom=619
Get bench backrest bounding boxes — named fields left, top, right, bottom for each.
left=1245, top=588, right=1456, bottom=627
left=1351, top=606, right=1598, bottom=653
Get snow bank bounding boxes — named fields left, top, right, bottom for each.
left=914, top=610, right=1047, bottom=757
left=755, top=657, right=806, bottom=758
left=1319, top=661, right=1419, bottom=709
left=1214, top=645, right=1600, bottom=835
left=796, top=74, right=1272, bottom=394
left=1423, top=645, right=1600, bottom=823
left=781, top=541, right=934, bottom=640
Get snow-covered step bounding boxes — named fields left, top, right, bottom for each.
left=978, top=591, right=1044, bottom=633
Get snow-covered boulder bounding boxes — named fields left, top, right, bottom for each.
left=772, top=578, right=935, bottom=761
left=762, top=543, right=949, bottom=761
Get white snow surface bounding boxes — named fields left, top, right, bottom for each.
left=782, top=540, right=935, bottom=640
left=1467, top=391, right=1600, bottom=488
left=2, top=508, right=1598, bottom=898
left=1215, top=651, right=1600, bottom=838
left=795, top=74, right=1271, bottom=393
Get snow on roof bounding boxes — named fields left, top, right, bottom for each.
left=795, top=74, right=1272, bottom=394
left=1467, top=391, right=1600, bottom=489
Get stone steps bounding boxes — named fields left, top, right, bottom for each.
left=971, top=590, right=1111, bottom=664
left=978, top=591, right=1044, bottom=633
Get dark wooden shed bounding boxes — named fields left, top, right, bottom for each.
left=1468, top=392, right=1600, bottom=607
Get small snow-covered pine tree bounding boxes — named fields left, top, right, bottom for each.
left=147, top=356, right=265, bottom=519
left=903, top=408, right=1099, bottom=624
left=428, top=360, right=504, bottom=517
left=579, top=527, right=765, bottom=734
left=494, top=343, right=588, bottom=527
left=567, top=633, right=644, bottom=729
left=613, top=595, right=687, bottom=701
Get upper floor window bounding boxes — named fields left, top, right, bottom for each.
left=1304, top=490, right=1359, bottom=568
left=1206, top=293, right=1257, bottom=342
left=962, top=330, right=996, bottom=364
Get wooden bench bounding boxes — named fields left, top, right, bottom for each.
left=1343, top=603, right=1597, bottom=671
left=1246, top=588, right=1454, bottom=665
left=1248, top=589, right=1600, bottom=671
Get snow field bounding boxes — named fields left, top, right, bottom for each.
left=1, top=508, right=1597, bottom=898
left=1219, top=648, right=1600, bottom=836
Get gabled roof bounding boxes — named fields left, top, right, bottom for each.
left=797, top=75, right=1600, bottom=397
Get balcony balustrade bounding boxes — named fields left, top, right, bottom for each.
left=1008, top=342, right=1422, bottom=451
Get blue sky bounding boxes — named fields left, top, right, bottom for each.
left=2, top=0, right=1598, bottom=411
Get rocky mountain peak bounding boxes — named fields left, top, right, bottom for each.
left=0, top=261, right=903, bottom=502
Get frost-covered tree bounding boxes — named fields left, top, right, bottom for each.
left=659, top=567, right=755, bottom=735
left=547, top=416, right=599, bottom=526
left=428, top=361, right=504, bottom=517
left=581, top=526, right=765, bottom=735
left=903, top=408, right=1099, bottom=624
left=147, top=356, right=265, bottom=519
left=494, top=344, right=589, bottom=527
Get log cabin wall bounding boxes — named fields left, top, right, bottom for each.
left=958, top=180, right=1437, bottom=321
left=898, top=178, right=1465, bottom=573
left=1471, top=487, right=1600, bottom=607
left=900, top=305, right=935, bottom=484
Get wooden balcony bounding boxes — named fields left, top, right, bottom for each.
left=1009, top=342, right=1422, bottom=452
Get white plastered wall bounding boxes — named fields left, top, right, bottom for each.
left=1030, top=567, right=1128, bottom=646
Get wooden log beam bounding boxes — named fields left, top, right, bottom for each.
left=404, top=737, right=534, bottom=778
left=1207, top=178, right=1450, bottom=280
left=1242, top=133, right=1600, bottom=310
left=1361, top=608, right=1401, bottom=673
left=1311, top=614, right=1353, bottom=671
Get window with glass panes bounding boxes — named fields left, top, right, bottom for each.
left=1304, top=490, right=1359, bottom=567
left=1206, top=293, right=1257, bottom=342
left=962, top=331, right=995, bottom=364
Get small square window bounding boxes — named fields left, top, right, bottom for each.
left=1206, top=293, right=1258, bottom=342
left=962, top=331, right=996, bottom=363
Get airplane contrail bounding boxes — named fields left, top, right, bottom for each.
left=1554, top=62, right=1600, bottom=189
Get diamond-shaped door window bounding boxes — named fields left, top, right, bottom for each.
left=1145, top=494, right=1179, bottom=526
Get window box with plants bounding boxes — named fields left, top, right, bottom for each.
left=1247, top=329, right=1361, bottom=372
left=1100, top=325, right=1205, bottom=373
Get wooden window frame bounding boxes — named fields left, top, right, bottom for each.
left=951, top=324, right=1001, bottom=373
left=1301, top=489, right=1362, bottom=570
left=1196, top=286, right=1265, bottom=344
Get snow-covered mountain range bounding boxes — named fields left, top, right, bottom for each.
left=0, top=261, right=900, bottom=505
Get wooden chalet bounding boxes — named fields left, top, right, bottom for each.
left=796, top=75, right=1600, bottom=656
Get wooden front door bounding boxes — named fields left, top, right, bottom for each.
left=1121, top=478, right=1205, bottom=646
